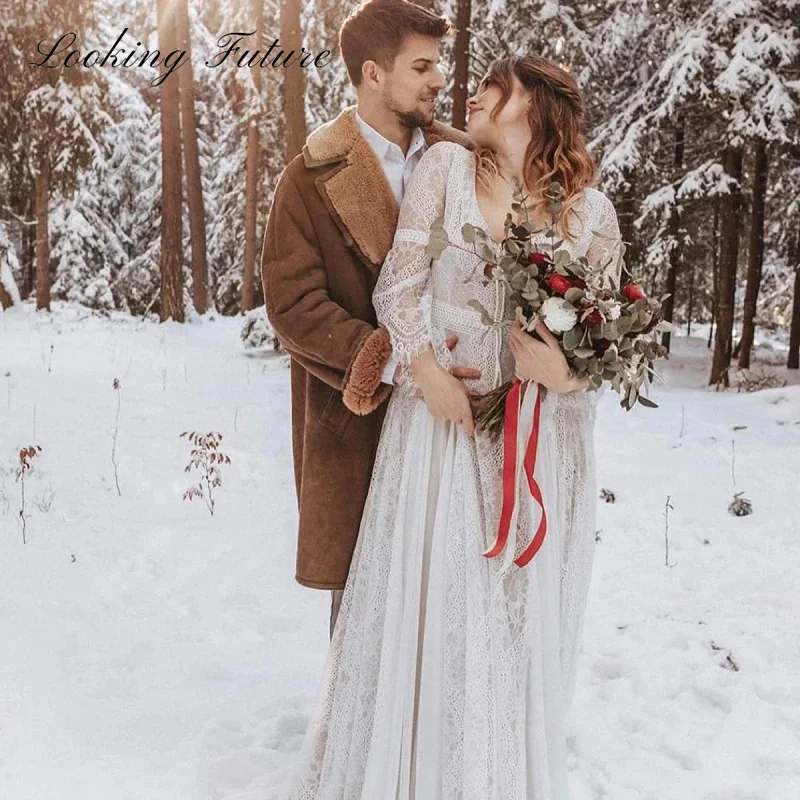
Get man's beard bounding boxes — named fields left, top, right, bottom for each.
left=382, top=86, right=437, bottom=128
left=397, top=107, right=434, bottom=128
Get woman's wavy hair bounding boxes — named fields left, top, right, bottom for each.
left=473, top=55, right=597, bottom=241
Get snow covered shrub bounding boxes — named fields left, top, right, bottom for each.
left=50, top=201, right=116, bottom=311
left=240, top=306, right=282, bottom=352
left=735, top=369, right=786, bottom=392
left=728, top=492, right=753, bottom=517
left=113, top=253, right=161, bottom=317
left=0, top=222, right=21, bottom=310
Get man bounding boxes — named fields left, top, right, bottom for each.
left=260, top=0, right=479, bottom=640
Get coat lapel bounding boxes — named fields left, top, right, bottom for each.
left=302, top=105, right=472, bottom=274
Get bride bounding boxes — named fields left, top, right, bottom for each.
left=284, top=54, right=623, bottom=800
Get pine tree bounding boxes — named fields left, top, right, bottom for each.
left=156, top=0, right=185, bottom=322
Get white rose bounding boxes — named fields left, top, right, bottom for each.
left=541, top=296, right=577, bottom=333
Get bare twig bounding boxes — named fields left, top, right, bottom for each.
left=664, top=495, right=676, bottom=567
left=16, top=446, right=42, bottom=544
left=111, top=378, right=122, bottom=496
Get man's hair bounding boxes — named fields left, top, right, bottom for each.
left=339, top=0, right=452, bottom=87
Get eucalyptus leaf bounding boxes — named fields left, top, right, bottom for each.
left=601, top=344, right=618, bottom=363
left=466, top=299, right=494, bottom=327
left=509, top=271, right=527, bottom=290
left=565, top=287, right=585, bottom=305
left=563, top=326, right=583, bottom=351
left=554, top=249, right=571, bottom=268
left=601, top=321, right=619, bottom=340
left=426, top=236, right=449, bottom=260
left=479, top=242, right=496, bottom=262
left=427, top=217, right=451, bottom=259
left=615, top=315, right=634, bottom=336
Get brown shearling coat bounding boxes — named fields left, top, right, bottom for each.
left=260, top=105, right=471, bottom=590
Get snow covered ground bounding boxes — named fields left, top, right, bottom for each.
left=1, top=301, right=798, bottom=800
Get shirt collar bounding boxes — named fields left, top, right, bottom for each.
left=355, top=110, right=426, bottom=162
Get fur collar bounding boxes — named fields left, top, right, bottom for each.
left=302, top=105, right=473, bottom=272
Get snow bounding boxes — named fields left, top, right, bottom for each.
left=1, top=302, right=799, bottom=799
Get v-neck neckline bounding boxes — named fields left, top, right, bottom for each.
left=468, top=151, right=578, bottom=248
left=469, top=153, right=505, bottom=246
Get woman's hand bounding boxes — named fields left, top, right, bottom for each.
left=509, top=317, right=590, bottom=393
left=410, top=345, right=476, bottom=434
left=396, top=335, right=482, bottom=392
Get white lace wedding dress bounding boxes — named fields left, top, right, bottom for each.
left=282, top=141, right=623, bottom=800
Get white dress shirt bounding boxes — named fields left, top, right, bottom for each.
left=355, top=110, right=428, bottom=385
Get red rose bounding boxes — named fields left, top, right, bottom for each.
left=622, top=282, right=645, bottom=302
left=546, top=274, right=573, bottom=295
left=584, top=308, right=603, bottom=326
left=528, top=251, right=550, bottom=267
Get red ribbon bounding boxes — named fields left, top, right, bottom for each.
left=482, top=379, right=548, bottom=568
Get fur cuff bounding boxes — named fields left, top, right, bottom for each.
left=342, top=327, right=394, bottom=415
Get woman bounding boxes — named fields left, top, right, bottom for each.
left=284, top=55, right=623, bottom=800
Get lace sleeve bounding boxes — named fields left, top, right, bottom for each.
left=586, top=191, right=624, bottom=288
left=372, top=141, right=457, bottom=366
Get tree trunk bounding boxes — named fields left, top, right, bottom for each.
left=0, top=256, right=15, bottom=309
left=617, top=168, right=637, bottom=281
left=177, top=0, right=209, bottom=315
left=736, top=138, right=768, bottom=369
left=157, top=0, right=185, bottom=323
left=451, top=0, right=471, bottom=131
left=686, top=242, right=695, bottom=336
left=662, top=118, right=684, bottom=352
left=708, top=196, right=719, bottom=348
left=242, top=0, right=264, bottom=313
left=788, top=222, right=800, bottom=370
left=709, top=145, right=743, bottom=387
left=34, top=154, right=51, bottom=311
left=0, top=281, right=12, bottom=310
left=281, top=0, right=307, bottom=163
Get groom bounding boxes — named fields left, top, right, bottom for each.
left=261, top=0, right=478, bottom=640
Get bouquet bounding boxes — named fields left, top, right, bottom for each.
left=426, top=179, right=672, bottom=435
